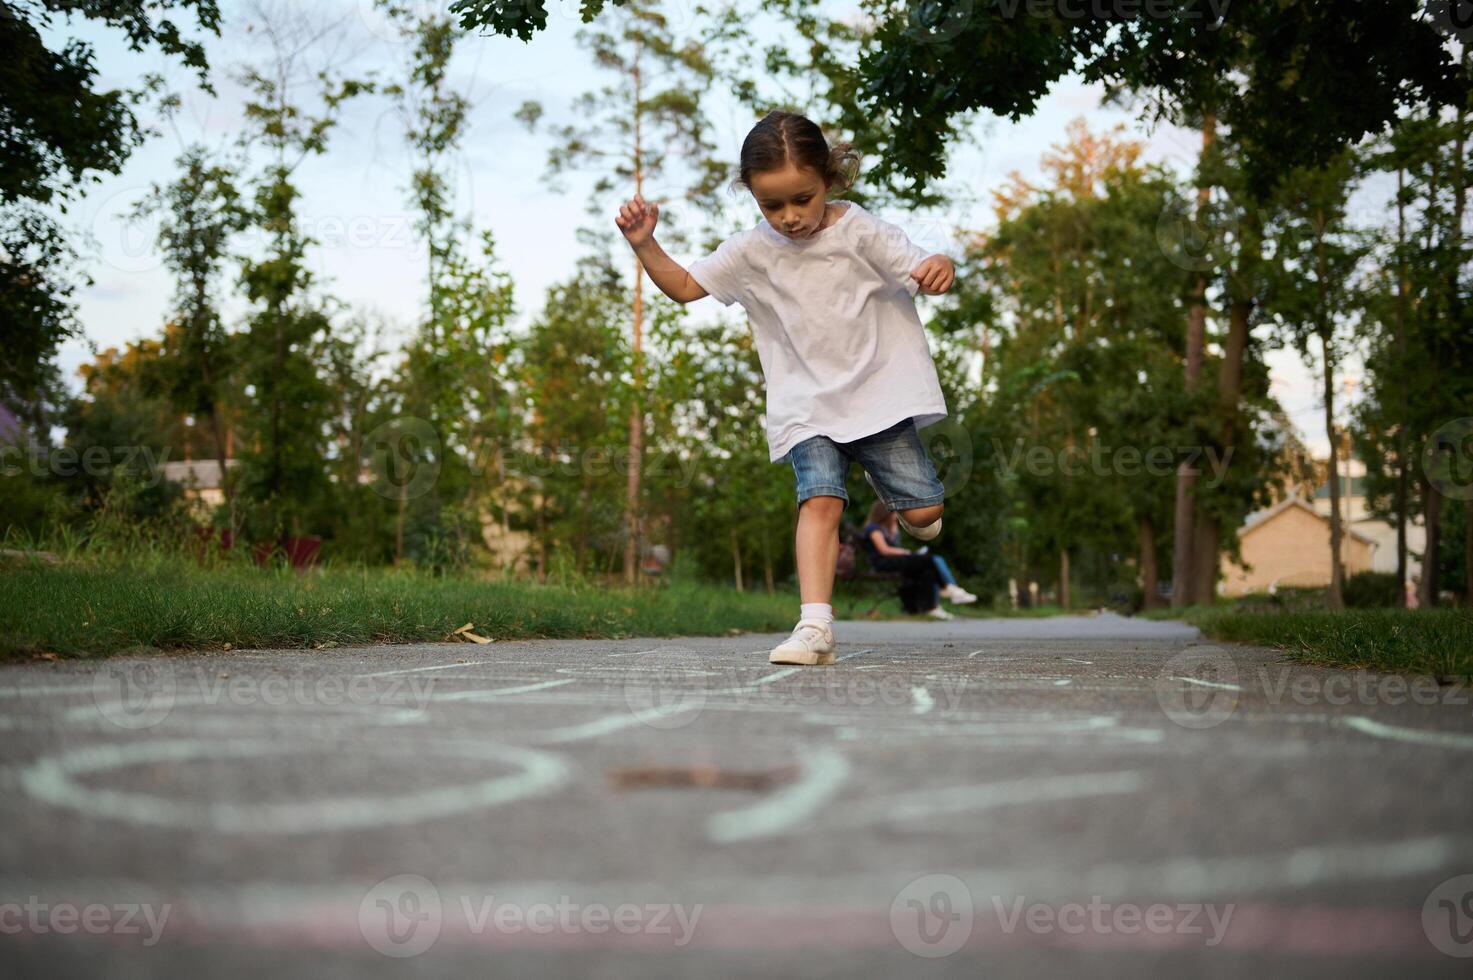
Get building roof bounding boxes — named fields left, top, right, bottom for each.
left=1240, top=494, right=1378, bottom=546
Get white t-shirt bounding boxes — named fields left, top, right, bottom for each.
left=685, top=201, right=949, bottom=464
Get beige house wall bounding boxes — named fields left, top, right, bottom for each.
left=1221, top=504, right=1376, bottom=596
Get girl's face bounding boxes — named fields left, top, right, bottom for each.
left=748, top=162, right=830, bottom=240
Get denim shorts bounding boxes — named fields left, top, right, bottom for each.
left=786, top=418, right=946, bottom=511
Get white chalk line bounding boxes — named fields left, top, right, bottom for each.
left=1341, top=715, right=1473, bottom=751
left=707, top=748, right=850, bottom=843
left=824, top=771, right=1144, bottom=829
left=1176, top=675, right=1244, bottom=692
left=362, top=661, right=489, bottom=678
left=705, top=649, right=876, bottom=697
left=529, top=703, right=696, bottom=744
left=0, top=684, right=99, bottom=700
left=429, top=678, right=577, bottom=703
left=18, top=738, right=570, bottom=834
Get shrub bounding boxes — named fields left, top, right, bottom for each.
left=1343, top=570, right=1400, bottom=608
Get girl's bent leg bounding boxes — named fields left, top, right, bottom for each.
left=899, top=502, right=943, bottom=529
left=796, top=495, right=845, bottom=604
left=931, top=554, right=957, bottom=586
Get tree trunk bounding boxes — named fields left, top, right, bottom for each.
left=1059, top=549, right=1070, bottom=611
left=623, top=59, right=647, bottom=586
left=1322, top=328, right=1345, bottom=610
left=1466, top=499, right=1473, bottom=607
left=762, top=523, right=775, bottom=593
left=575, top=471, right=593, bottom=572
left=1139, top=515, right=1162, bottom=610
left=625, top=296, right=644, bottom=585
left=395, top=484, right=406, bottom=565
left=730, top=527, right=744, bottom=592
left=1191, top=203, right=1257, bottom=607
left=1171, top=114, right=1217, bottom=608
left=1191, top=513, right=1218, bottom=605
left=536, top=476, right=549, bottom=585
left=1394, top=164, right=1409, bottom=605
left=1312, top=201, right=1345, bottom=611
left=1420, top=475, right=1441, bottom=608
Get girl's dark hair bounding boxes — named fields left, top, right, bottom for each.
left=736, top=110, right=861, bottom=195
left=864, top=499, right=894, bottom=527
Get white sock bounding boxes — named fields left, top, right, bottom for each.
left=800, top=602, right=833, bottom=624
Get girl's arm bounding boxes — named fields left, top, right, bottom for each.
left=615, top=194, right=708, bottom=304
left=634, top=237, right=709, bottom=305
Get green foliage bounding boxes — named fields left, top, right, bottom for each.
left=512, top=258, right=633, bottom=576
left=451, top=0, right=627, bottom=43
left=231, top=17, right=373, bottom=541
left=460, top=2, right=1472, bottom=206
left=858, top=1, right=1468, bottom=202
left=1342, top=571, right=1401, bottom=609
left=1349, top=87, right=1473, bottom=605
left=0, top=1, right=222, bottom=431
left=969, top=123, right=1212, bottom=601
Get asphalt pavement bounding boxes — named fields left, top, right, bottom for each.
left=1, top=611, right=1471, bottom=978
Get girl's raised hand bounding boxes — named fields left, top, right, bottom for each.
left=910, top=254, right=955, bottom=295
left=615, top=194, right=659, bottom=246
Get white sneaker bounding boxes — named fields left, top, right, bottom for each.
left=941, top=584, right=978, bottom=604
left=769, top=618, right=837, bottom=665
left=898, top=512, right=942, bottom=541
left=926, top=606, right=955, bottom=620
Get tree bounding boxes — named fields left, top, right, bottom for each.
left=514, top=0, right=731, bottom=584
left=515, top=260, right=631, bottom=581
left=1354, top=63, right=1473, bottom=608
left=233, top=3, right=372, bottom=543
left=131, top=144, right=248, bottom=531
left=376, top=1, right=523, bottom=567
left=378, top=0, right=472, bottom=326
left=453, top=1, right=1469, bottom=203
left=0, top=0, right=221, bottom=433
left=1261, top=150, right=1370, bottom=609
left=974, top=121, right=1213, bottom=609
left=59, top=338, right=191, bottom=527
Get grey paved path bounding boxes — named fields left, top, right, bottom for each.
left=1, top=612, right=1471, bottom=977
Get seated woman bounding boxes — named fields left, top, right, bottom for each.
left=859, top=500, right=977, bottom=619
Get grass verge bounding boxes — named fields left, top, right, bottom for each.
left=0, top=562, right=806, bottom=660
left=1156, top=606, right=1472, bottom=678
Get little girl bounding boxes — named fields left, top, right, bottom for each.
left=615, top=109, right=955, bottom=666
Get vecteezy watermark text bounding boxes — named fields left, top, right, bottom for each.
left=91, top=662, right=437, bottom=730
left=992, top=895, right=1235, bottom=945
left=358, top=875, right=702, bottom=957
left=0, top=899, right=171, bottom=946
left=991, top=439, right=1233, bottom=486
left=1155, top=647, right=1473, bottom=730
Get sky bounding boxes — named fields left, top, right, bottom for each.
left=52, top=0, right=1385, bottom=457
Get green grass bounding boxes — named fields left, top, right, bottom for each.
left=1153, top=605, right=1473, bottom=678
left=0, top=551, right=1089, bottom=659
left=0, top=560, right=812, bottom=660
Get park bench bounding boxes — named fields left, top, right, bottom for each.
left=833, top=521, right=903, bottom=618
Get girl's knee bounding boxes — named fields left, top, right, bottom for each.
left=799, top=495, right=845, bottom=521
left=900, top=502, right=943, bottom=525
